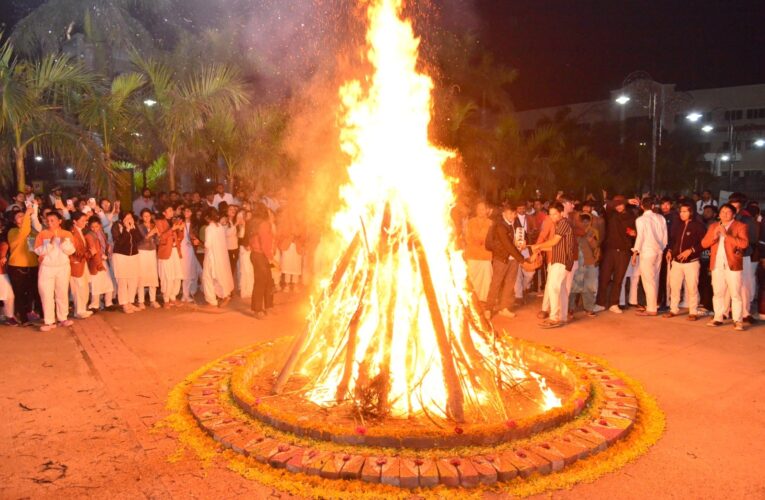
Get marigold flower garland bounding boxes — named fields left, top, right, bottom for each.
left=160, top=344, right=664, bottom=498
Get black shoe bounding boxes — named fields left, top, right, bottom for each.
left=743, top=315, right=757, bottom=324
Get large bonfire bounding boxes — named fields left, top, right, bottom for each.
left=274, top=0, right=560, bottom=424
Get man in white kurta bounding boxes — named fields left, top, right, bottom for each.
left=632, top=199, right=668, bottom=315
left=202, top=220, right=234, bottom=306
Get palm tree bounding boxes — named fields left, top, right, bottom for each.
left=133, top=56, right=249, bottom=191
left=205, top=105, right=290, bottom=192
left=0, top=36, right=96, bottom=190
left=79, top=71, right=146, bottom=193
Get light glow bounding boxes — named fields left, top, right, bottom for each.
left=615, top=94, right=630, bottom=105
left=290, top=0, right=560, bottom=424
left=686, top=112, right=703, bottom=122
left=701, top=125, right=714, bottom=133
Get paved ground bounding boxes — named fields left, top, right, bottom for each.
left=1, top=292, right=763, bottom=499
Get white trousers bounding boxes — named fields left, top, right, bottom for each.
left=467, top=259, right=492, bottom=302
left=69, top=270, right=90, bottom=317
left=547, top=263, right=571, bottom=322
left=669, top=261, right=700, bottom=315
left=741, top=258, right=756, bottom=317
left=38, top=265, right=70, bottom=325
left=182, top=278, right=198, bottom=301
left=712, top=267, right=743, bottom=322
left=117, top=277, right=139, bottom=306
left=638, top=252, right=662, bottom=313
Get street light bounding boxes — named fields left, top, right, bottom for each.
left=615, top=71, right=692, bottom=194
left=65, top=167, right=74, bottom=174
left=755, top=139, right=765, bottom=148
left=686, top=112, right=703, bottom=122
left=144, top=99, right=157, bottom=107
left=720, top=154, right=730, bottom=162
left=701, top=124, right=714, bottom=133
left=34, top=155, right=44, bottom=162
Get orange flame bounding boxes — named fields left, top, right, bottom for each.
left=292, top=0, right=560, bottom=423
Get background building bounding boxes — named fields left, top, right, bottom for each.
left=514, top=82, right=765, bottom=195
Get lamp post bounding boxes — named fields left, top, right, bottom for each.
left=614, top=71, right=692, bottom=194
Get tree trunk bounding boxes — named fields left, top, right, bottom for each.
left=14, top=148, right=26, bottom=191
left=168, top=152, right=176, bottom=191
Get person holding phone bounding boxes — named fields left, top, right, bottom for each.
left=34, top=211, right=76, bottom=331
left=111, top=212, right=143, bottom=313
left=136, top=209, right=160, bottom=309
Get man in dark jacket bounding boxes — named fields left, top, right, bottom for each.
left=664, top=200, right=706, bottom=320
left=485, top=203, right=528, bottom=320
left=593, top=194, right=637, bottom=314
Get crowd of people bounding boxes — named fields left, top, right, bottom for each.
left=0, top=183, right=308, bottom=331
left=463, top=189, right=763, bottom=331
left=1, top=180, right=760, bottom=334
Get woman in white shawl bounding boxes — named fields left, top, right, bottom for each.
left=236, top=209, right=254, bottom=298
left=202, top=208, right=234, bottom=307
left=179, top=206, right=202, bottom=302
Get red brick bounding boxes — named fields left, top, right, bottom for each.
left=360, top=457, right=383, bottom=483
left=570, top=427, right=608, bottom=452
left=285, top=450, right=306, bottom=473
left=603, top=404, right=638, bottom=420
left=456, top=458, right=480, bottom=488
left=587, top=420, right=629, bottom=444
left=269, top=445, right=302, bottom=469
left=302, top=450, right=334, bottom=476
left=530, top=443, right=565, bottom=472
left=501, top=450, right=537, bottom=478
left=435, top=458, right=459, bottom=487
left=247, top=438, right=281, bottom=463
left=468, top=456, right=498, bottom=485
left=416, top=458, right=439, bottom=488
left=549, top=438, right=589, bottom=465
left=399, top=458, right=419, bottom=489
left=380, top=457, right=401, bottom=487
left=340, top=454, right=365, bottom=480
left=482, top=454, right=518, bottom=482
left=319, top=453, right=345, bottom=480
left=516, top=448, right=552, bottom=475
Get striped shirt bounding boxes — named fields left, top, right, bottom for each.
left=551, top=218, right=576, bottom=271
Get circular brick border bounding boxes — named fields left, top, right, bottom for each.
left=228, top=338, right=590, bottom=449
left=182, top=342, right=640, bottom=489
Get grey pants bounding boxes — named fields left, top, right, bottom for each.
left=486, top=258, right=519, bottom=313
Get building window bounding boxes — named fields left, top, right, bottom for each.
left=724, top=109, right=743, bottom=121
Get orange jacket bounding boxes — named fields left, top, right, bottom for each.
left=701, top=220, right=749, bottom=271
left=156, top=219, right=184, bottom=260
left=69, top=227, right=89, bottom=278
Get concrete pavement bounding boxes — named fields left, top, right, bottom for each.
left=1, top=294, right=763, bottom=499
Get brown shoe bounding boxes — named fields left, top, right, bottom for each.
left=536, top=310, right=550, bottom=320
left=687, top=315, right=698, bottom=321
left=663, top=311, right=676, bottom=318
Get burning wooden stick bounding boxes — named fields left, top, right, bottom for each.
left=273, top=234, right=363, bottom=395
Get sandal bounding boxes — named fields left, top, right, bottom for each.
left=539, top=319, right=562, bottom=329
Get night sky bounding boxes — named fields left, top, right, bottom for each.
left=2, top=0, right=764, bottom=110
